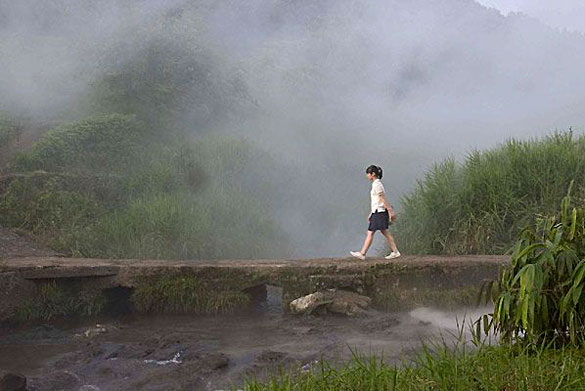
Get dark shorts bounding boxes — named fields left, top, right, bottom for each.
left=368, top=210, right=389, bottom=232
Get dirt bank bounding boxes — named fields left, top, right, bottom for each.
left=0, top=226, right=58, bottom=259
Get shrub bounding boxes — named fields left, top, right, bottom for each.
left=478, top=186, right=585, bottom=346
left=0, top=176, right=100, bottom=232
left=14, top=114, right=146, bottom=173
left=0, top=113, right=21, bottom=148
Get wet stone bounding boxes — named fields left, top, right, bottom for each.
left=31, top=370, right=80, bottom=391
left=205, top=353, right=230, bottom=370
left=256, top=350, right=286, bottom=363
left=289, top=290, right=372, bottom=316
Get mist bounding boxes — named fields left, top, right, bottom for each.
left=2, top=0, right=585, bottom=257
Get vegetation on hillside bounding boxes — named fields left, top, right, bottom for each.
left=0, top=114, right=289, bottom=259
left=395, top=132, right=585, bottom=255
left=0, top=28, right=290, bottom=260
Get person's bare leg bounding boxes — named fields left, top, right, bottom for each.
left=360, top=230, right=375, bottom=255
left=381, top=229, right=398, bottom=253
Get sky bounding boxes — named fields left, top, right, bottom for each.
left=476, top=0, right=585, bottom=32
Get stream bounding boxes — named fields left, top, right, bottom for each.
left=0, top=288, right=490, bottom=391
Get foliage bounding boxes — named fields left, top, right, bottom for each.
left=477, top=185, right=585, bottom=346
left=0, top=113, right=22, bottom=148
left=15, top=280, right=106, bottom=322
left=396, top=132, right=585, bottom=255
left=244, top=341, right=585, bottom=390
left=132, top=275, right=250, bottom=314
left=82, top=189, right=286, bottom=260
left=13, top=114, right=146, bottom=173
left=0, top=176, right=100, bottom=232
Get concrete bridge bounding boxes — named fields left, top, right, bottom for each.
left=0, top=255, right=508, bottom=322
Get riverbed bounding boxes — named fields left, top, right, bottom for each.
left=0, top=302, right=489, bottom=391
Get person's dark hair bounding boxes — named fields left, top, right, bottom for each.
left=366, top=165, right=383, bottom=179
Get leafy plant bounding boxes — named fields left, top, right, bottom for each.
left=477, top=183, right=585, bottom=345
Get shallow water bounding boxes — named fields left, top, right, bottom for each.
left=0, top=303, right=490, bottom=391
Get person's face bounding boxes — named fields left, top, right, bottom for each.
left=366, top=172, right=376, bottom=181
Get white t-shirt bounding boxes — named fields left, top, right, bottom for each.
left=370, top=179, right=386, bottom=213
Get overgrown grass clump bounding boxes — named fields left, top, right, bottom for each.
left=15, top=281, right=106, bottom=322
left=132, top=275, right=250, bottom=314
left=396, top=132, right=585, bottom=255
left=245, top=342, right=585, bottom=390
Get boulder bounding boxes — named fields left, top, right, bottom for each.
left=0, top=371, right=26, bottom=391
left=289, top=290, right=371, bottom=316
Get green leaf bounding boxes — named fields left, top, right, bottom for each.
left=572, top=285, right=583, bottom=306
left=522, top=295, right=529, bottom=330
left=572, top=261, right=585, bottom=290
left=513, top=243, right=546, bottom=266
left=570, top=208, right=577, bottom=240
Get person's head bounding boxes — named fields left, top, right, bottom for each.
left=366, top=165, right=383, bottom=180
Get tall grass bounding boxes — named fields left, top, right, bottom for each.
left=396, top=132, right=585, bottom=255
left=132, top=275, right=250, bottom=314
left=244, top=341, right=585, bottom=390
left=15, top=280, right=106, bottom=321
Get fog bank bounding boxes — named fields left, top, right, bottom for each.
left=2, top=0, right=585, bottom=256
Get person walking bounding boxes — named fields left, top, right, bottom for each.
left=350, top=165, right=401, bottom=260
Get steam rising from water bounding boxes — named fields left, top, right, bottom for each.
left=1, top=0, right=584, bottom=256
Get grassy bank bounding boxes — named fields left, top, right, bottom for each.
left=395, top=132, right=585, bottom=255
left=244, top=342, right=585, bottom=390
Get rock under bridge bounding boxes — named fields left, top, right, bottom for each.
left=0, top=255, right=508, bottom=322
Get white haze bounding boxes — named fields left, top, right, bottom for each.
left=1, top=0, right=585, bottom=257
left=476, top=0, right=585, bottom=33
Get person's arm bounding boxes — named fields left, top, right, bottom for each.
left=380, top=193, right=395, bottom=218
